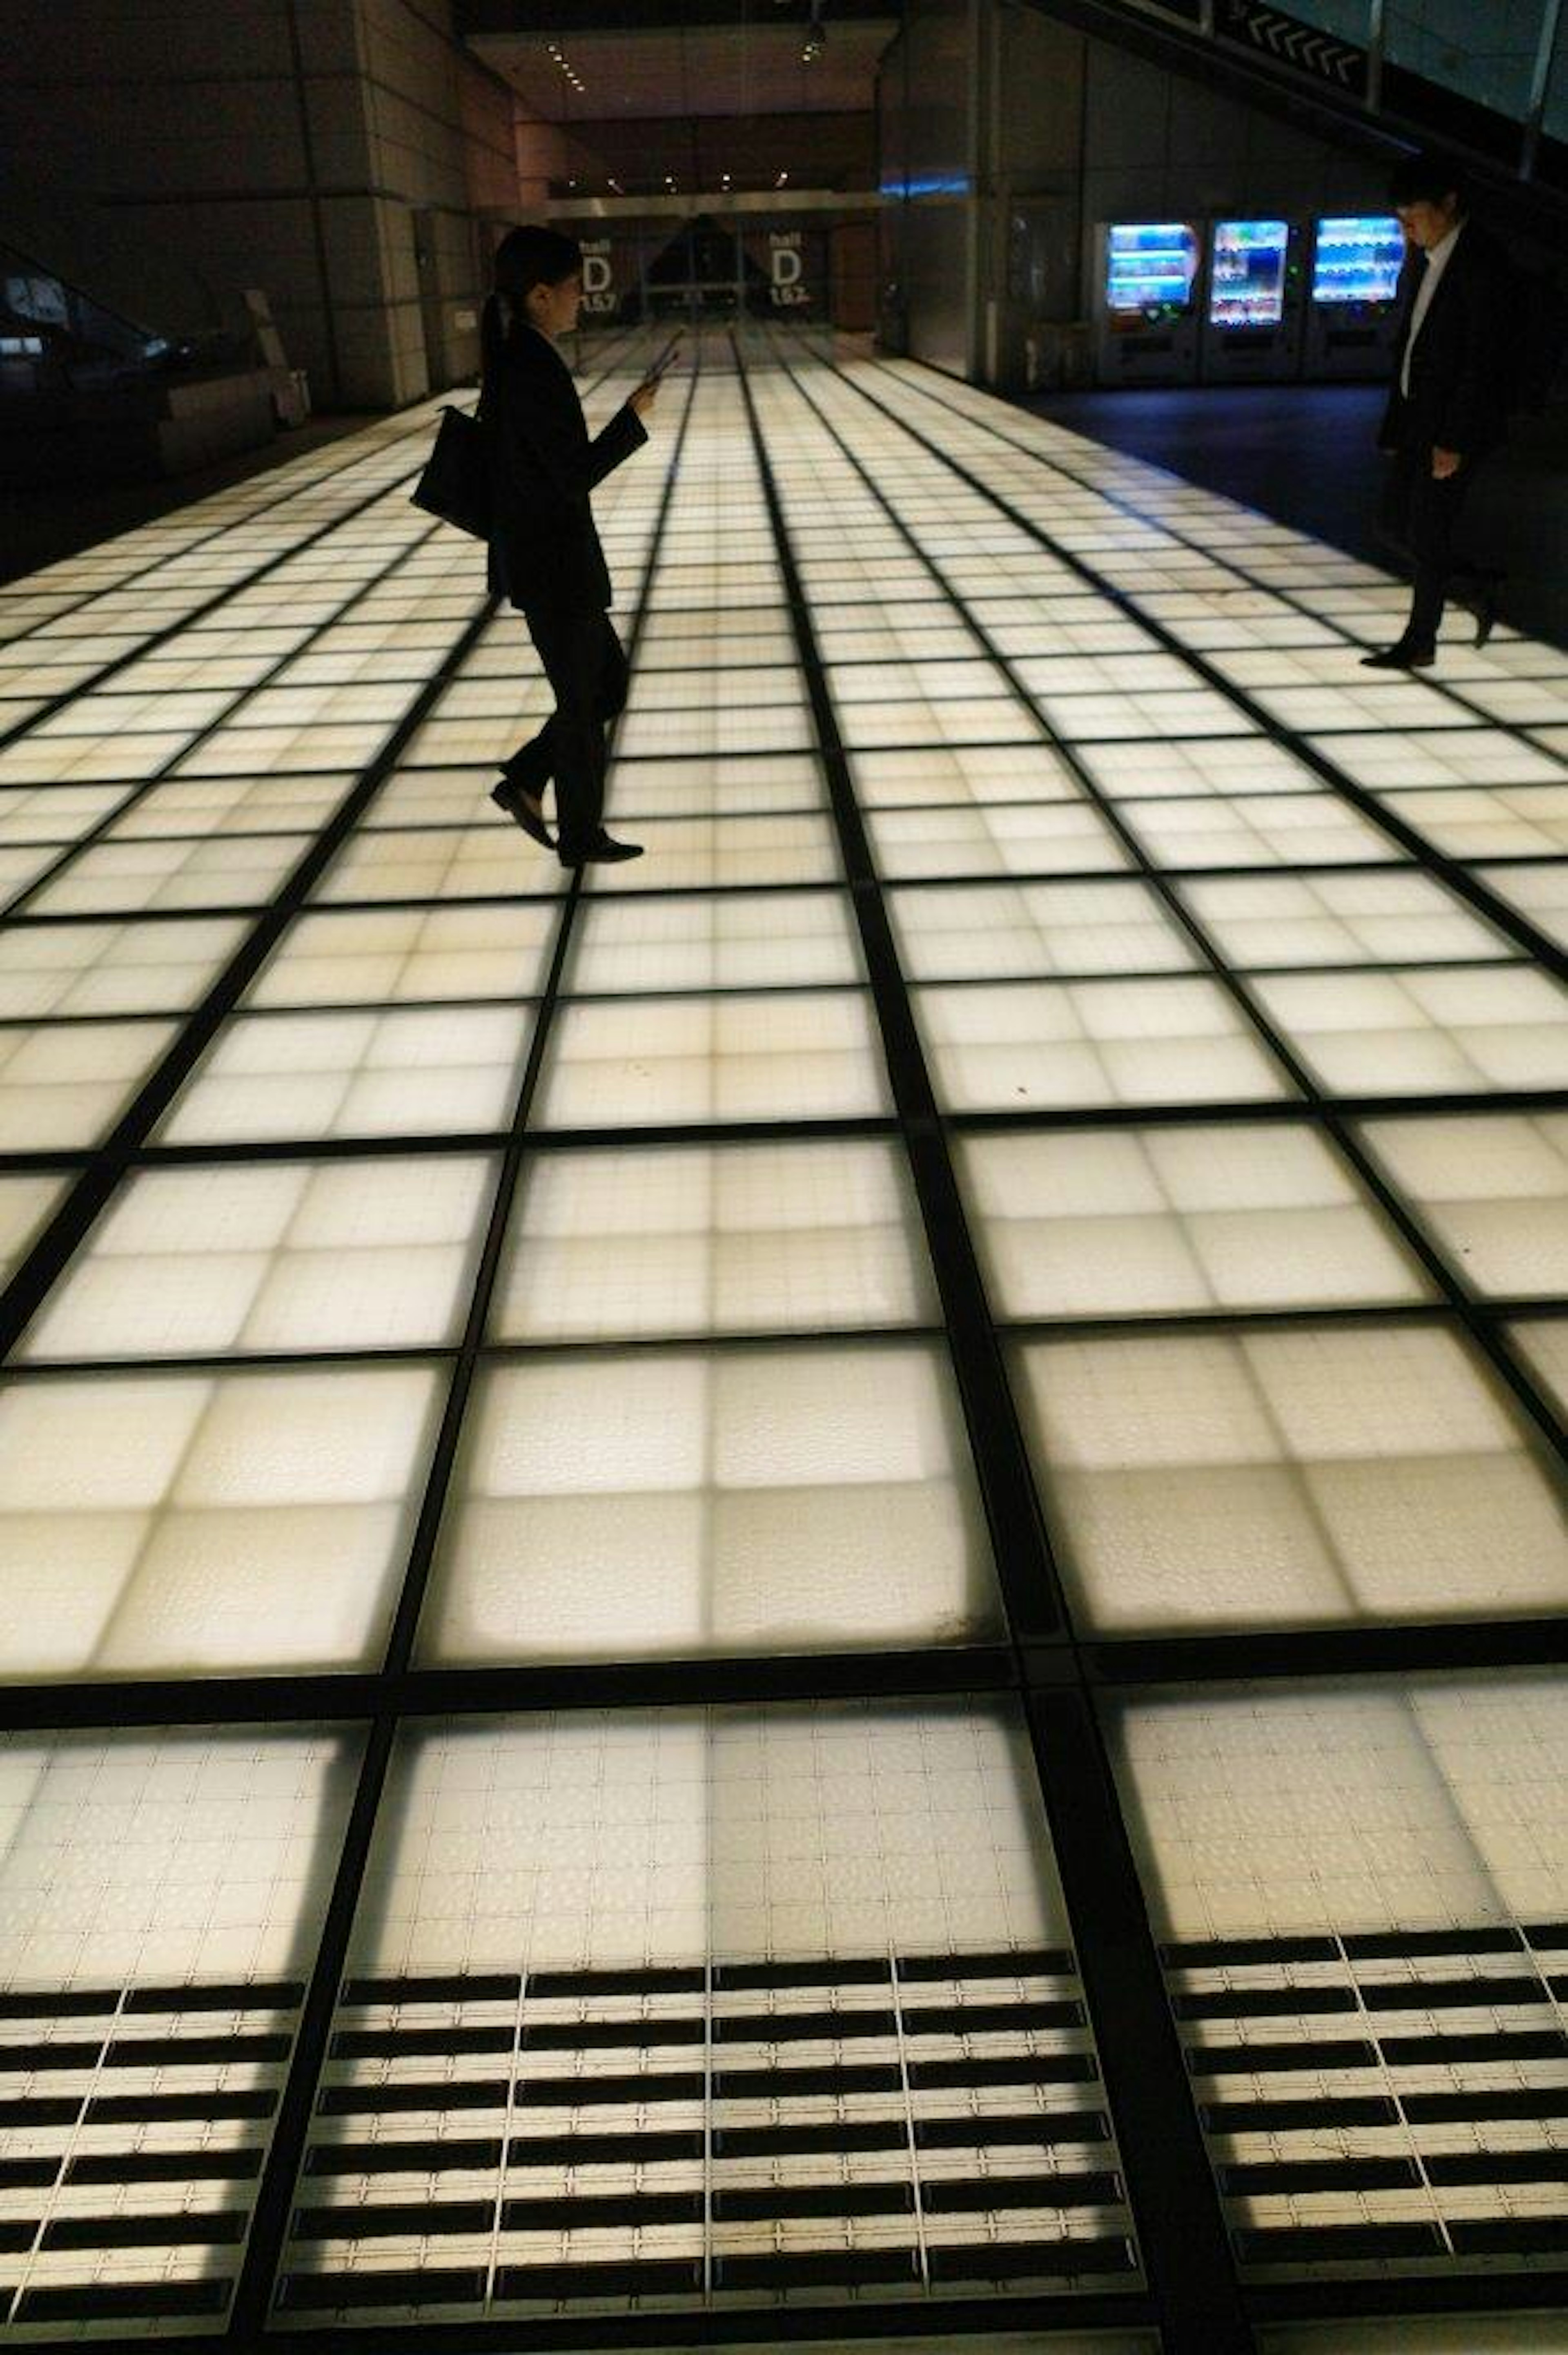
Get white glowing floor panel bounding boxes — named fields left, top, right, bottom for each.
left=0, top=341, right=1564, bottom=2329
left=0, top=345, right=1561, bottom=1640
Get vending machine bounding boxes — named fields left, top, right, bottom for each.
left=1200, top=218, right=1306, bottom=383
left=1304, top=214, right=1409, bottom=380
left=1094, top=221, right=1202, bottom=386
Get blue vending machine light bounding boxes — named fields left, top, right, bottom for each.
left=1094, top=221, right=1202, bottom=386
left=1305, top=214, right=1408, bottom=380
left=1201, top=218, right=1305, bottom=382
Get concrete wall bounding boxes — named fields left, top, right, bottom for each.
left=0, top=0, right=517, bottom=410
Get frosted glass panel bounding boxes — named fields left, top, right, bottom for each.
left=1107, top=1674, right=1568, bottom=2280
left=1180, top=871, right=1510, bottom=968
left=1078, top=737, right=1319, bottom=799
left=278, top=1703, right=1137, bottom=2317
left=363, top=1704, right=1061, bottom=1966
left=892, top=879, right=1196, bottom=981
left=849, top=743, right=1082, bottom=807
left=567, top=888, right=861, bottom=994
left=0, top=916, right=245, bottom=1018
left=1253, top=968, right=1568, bottom=1095
left=494, top=1138, right=935, bottom=1340
left=962, top=1125, right=1427, bottom=1317
left=248, top=903, right=557, bottom=1008
left=0, top=1363, right=440, bottom=1676
left=0, top=1018, right=175, bottom=1149
left=580, top=812, right=841, bottom=890
left=159, top=1006, right=533, bottom=1144
left=1015, top=1325, right=1568, bottom=1633
left=1360, top=1113, right=1568, bottom=1298
left=537, top=992, right=890, bottom=1130
left=424, top=1341, right=997, bottom=1662
left=21, top=1155, right=494, bottom=1360
left=868, top=802, right=1128, bottom=878
left=0, top=1725, right=355, bottom=2331
left=27, top=831, right=308, bottom=919
left=0, top=1173, right=68, bottom=1285
left=316, top=824, right=559, bottom=908
left=918, top=979, right=1288, bottom=1111
left=1119, top=794, right=1396, bottom=870
left=606, top=749, right=826, bottom=818
left=1509, top=1318, right=1568, bottom=1418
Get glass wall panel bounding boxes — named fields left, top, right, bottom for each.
left=1106, top=1675, right=1568, bottom=2278
left=276, top=1702, right=1139, bottom=2319
left=1549, top=4, right=1568, bottom=141
left=1385, top=0, right=1549, bottom=119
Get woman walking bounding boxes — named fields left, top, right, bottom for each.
left=483, top=225, right=659, bottom=865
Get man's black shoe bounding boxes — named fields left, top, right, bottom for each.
left=490, top=778, right=553, bottom=849
left=563, top=830, right=644, bottom=866
left=561, top=830, right=644, bottom=867
left=1360, top=641, right=1436, bottom=670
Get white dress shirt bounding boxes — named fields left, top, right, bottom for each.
left=1400, top=219, right=1463, bottom=399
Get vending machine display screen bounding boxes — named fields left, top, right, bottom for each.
left=1312, top=216, right=1404, bottom=306
left=1209, top=219, right=1289, bottom=329
left=1105, top=223, right=1199, bottom=318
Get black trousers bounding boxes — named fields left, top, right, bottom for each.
left=1378, top=440, right=1491, bottom=650
left=503, top=609, right=628, bottom=856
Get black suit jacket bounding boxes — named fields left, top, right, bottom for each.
left=483, top=325, right=646, bottom=615
left=1380, top=220, right=1512, bottom=459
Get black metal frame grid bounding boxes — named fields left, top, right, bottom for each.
left=0, top=326, right=1561, bottom=2351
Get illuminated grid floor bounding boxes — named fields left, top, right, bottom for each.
left=0, top=328, right=1563, bottom=2353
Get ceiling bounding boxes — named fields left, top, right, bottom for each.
left=468, top=17, right=901, bottom=121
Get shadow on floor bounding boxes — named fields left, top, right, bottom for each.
left=1018, top=384, right=1568, bottom=653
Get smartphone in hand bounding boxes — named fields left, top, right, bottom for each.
left=645, top=331, right=685, bottom=382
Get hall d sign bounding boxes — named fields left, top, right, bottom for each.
left=581, top=239, right=616, bottom=315
left=769, top=232, right=808, bottom=307
left=1223, top=0, right=1365, bottom=90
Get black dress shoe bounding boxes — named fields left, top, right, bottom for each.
left=560, top=830, right=643, bottom=867
left=490, top=778, right=553, bottom=849
left=1469, top=582, right=1499, bottom=650
left=1360, top=641, right=1436, bottom=670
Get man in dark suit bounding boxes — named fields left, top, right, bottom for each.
left=483, top=225, right=660, bottom=865
left=1363, top=153, right=1510, bottom=671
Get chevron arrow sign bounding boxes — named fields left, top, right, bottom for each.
left=1223, top=0, right=1366, bottom=90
